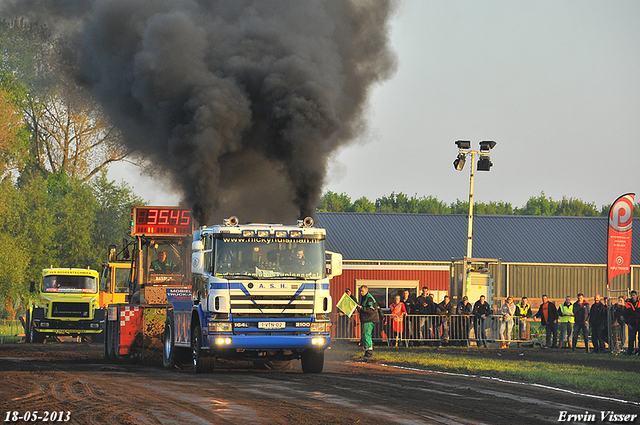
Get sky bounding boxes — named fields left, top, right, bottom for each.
left=109, top=0, right=640, bottom=210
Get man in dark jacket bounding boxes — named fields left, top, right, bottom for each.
left=357, top=285, right=379, bottom=358
left=455, top=296, right=473, bottom=346
left=612, top=296, right=626, bottom=352
left=437, top=295, right=455, bottom=343
left=590, top=294, right=607, bottom=353
left=473, top=295, right=491, bottom=347
left=572, top=293, right=590, bottom=353
left=534, top=294, right=559, bottom=349
left=624, top=290, right=640, bottom=355
left=401, top=290, right=416, bottom=343
left=416, top=287, right=435, bottom=341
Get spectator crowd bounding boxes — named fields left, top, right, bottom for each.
left=342, top=286, right=640, bottom=357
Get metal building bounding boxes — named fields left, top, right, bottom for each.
left=315, top=212, right=639, bottom=308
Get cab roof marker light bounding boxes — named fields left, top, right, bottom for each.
left=257, top=230, right=270, bottom=238
left=275, top=230, right=288, bottom=238
left=242, top=230, right=255, bottom=237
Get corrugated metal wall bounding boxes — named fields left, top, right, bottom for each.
left=448, top=262, right=636, bottom=307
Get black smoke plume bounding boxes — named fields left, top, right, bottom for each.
left=1, top=0, right=397, bottom=224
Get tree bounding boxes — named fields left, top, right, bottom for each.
left=353, top=196, right=375, bottom=213
left=317, top=191, right=352, bottom=212
left=92, top=170, right=146, bottom=257
left=0, top=19, right=138, bottom=181
left=0, top=179, right=30, bottom=317
left=515, top=193, right=556, bottom=216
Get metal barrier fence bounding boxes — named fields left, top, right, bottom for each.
left=0, top=314, right=24, bottom=343
left=332, top=313, right=538, bottom=347
left=332, top=312, right=629, bottom=350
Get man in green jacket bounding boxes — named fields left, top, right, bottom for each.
left=357, top=285, right=379, bottom=358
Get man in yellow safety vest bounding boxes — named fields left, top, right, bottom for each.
left=558, top=295, right=575, bottom=348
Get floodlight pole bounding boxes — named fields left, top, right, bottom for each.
left=466, top=150, right=476, bottom=269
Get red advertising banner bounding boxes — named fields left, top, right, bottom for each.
left=608, top=193, right=635, bottom=285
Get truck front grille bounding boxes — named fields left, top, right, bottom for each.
left=51, top=302, right=90, bottom=318
left=230, top=293, right=314, bottom=319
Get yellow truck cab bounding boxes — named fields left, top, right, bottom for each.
left=27, top=268, right=105, bottom=343
left=99, top=261, right=131, bottom=307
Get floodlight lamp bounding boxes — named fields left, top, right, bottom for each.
left=476, top=155, right=493, bottom=171
left=479, top=141, right=497, bottom=152
left=453, top=153, right=466, bottom=171
left=455, top=140, right=471, bottom=150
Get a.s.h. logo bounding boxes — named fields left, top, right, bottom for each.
left=609, top=195, right=634, bottom=232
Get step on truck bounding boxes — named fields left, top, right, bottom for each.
left=26, top=268, right=104, bottom=343
left=104, top=206, right=194, bottom=363
left=163, top=216, right=342, bottom=373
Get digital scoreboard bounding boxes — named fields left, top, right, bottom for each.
left=131, top=206, right=193, bottom=236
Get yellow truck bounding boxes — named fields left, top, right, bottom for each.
left=26, top=268, right=105, bottom=343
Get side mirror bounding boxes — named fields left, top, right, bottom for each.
left=326, top=251, right=343, bottom=278
left=29, top=281, right=36, bottom=293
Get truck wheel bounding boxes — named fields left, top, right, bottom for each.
left=192, top=325, right=215, bottom=373
left=163, top=311, right=189, bottom=368
left=25, top=311, right=31, bottom=343
left=301, top=350, right=324, bottom=374
left=93, top=330, right=105, bottom=344
left=104, top=321, right=111, bottom=359
left=30, top=323, right=44, bottom=344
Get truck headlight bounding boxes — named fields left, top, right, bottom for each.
left=39, top=322, right=49, bottom=328
left=210, top=322, right=232, bottom=332
left=310, top=322, right=329, bottom=333
left=311, top=337, right=325, bottom=345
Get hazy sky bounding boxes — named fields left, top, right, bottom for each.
left=109, top=0, right=640, bottom=210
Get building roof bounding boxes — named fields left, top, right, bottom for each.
left=314, top=212, right=640, bottom=265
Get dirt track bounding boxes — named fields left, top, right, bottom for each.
left=0, top=342, right=638, bottom=425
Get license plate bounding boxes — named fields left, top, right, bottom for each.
left=258, top=322, right=285, bottom=329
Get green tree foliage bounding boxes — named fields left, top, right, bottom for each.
left=352, top=196, right=376, bottom=212
left=316, top=190, right=638, bottom=217
left=317, top=191, right=353, bottom=212
left=92, top=170, right=146, bottom=258
left=0, top=171, right=144, bottom=315
left=514, top=193, right=601, bottom=216
left=0, top=20, right=135, bottom=182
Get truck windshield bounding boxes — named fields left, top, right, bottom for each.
left=142, top=239, right=190, bottom=285
left=214, top=238, right=325, bottom=280
left=43, top=275, right=97, bottom=293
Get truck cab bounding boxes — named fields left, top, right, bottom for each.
left=27, top=268, right=104, bottom=343
left=164, top=216, right=342, bottom=373
left=99, top=261, right=131, bottom=307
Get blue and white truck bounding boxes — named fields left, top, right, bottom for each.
left=163, top=216, right=342, bottom=373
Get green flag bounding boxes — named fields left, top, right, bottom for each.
left=336, top=293, right=358, bottom=317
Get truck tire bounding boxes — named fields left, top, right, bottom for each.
left=192, top=325, right=215, bottom=373
left=25, top=311, right=31, bottom=343
left=29, top=322, right=44, bottom=344
left=93, top=330, right=105, bottom=344
left=104, top=320, right=111, bottom=359
left=163, top=311, right=190, bottom=368
left=301, top=350, right=324, bottom=374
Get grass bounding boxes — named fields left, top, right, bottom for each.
left=331, top=342, right=640, bottom=401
